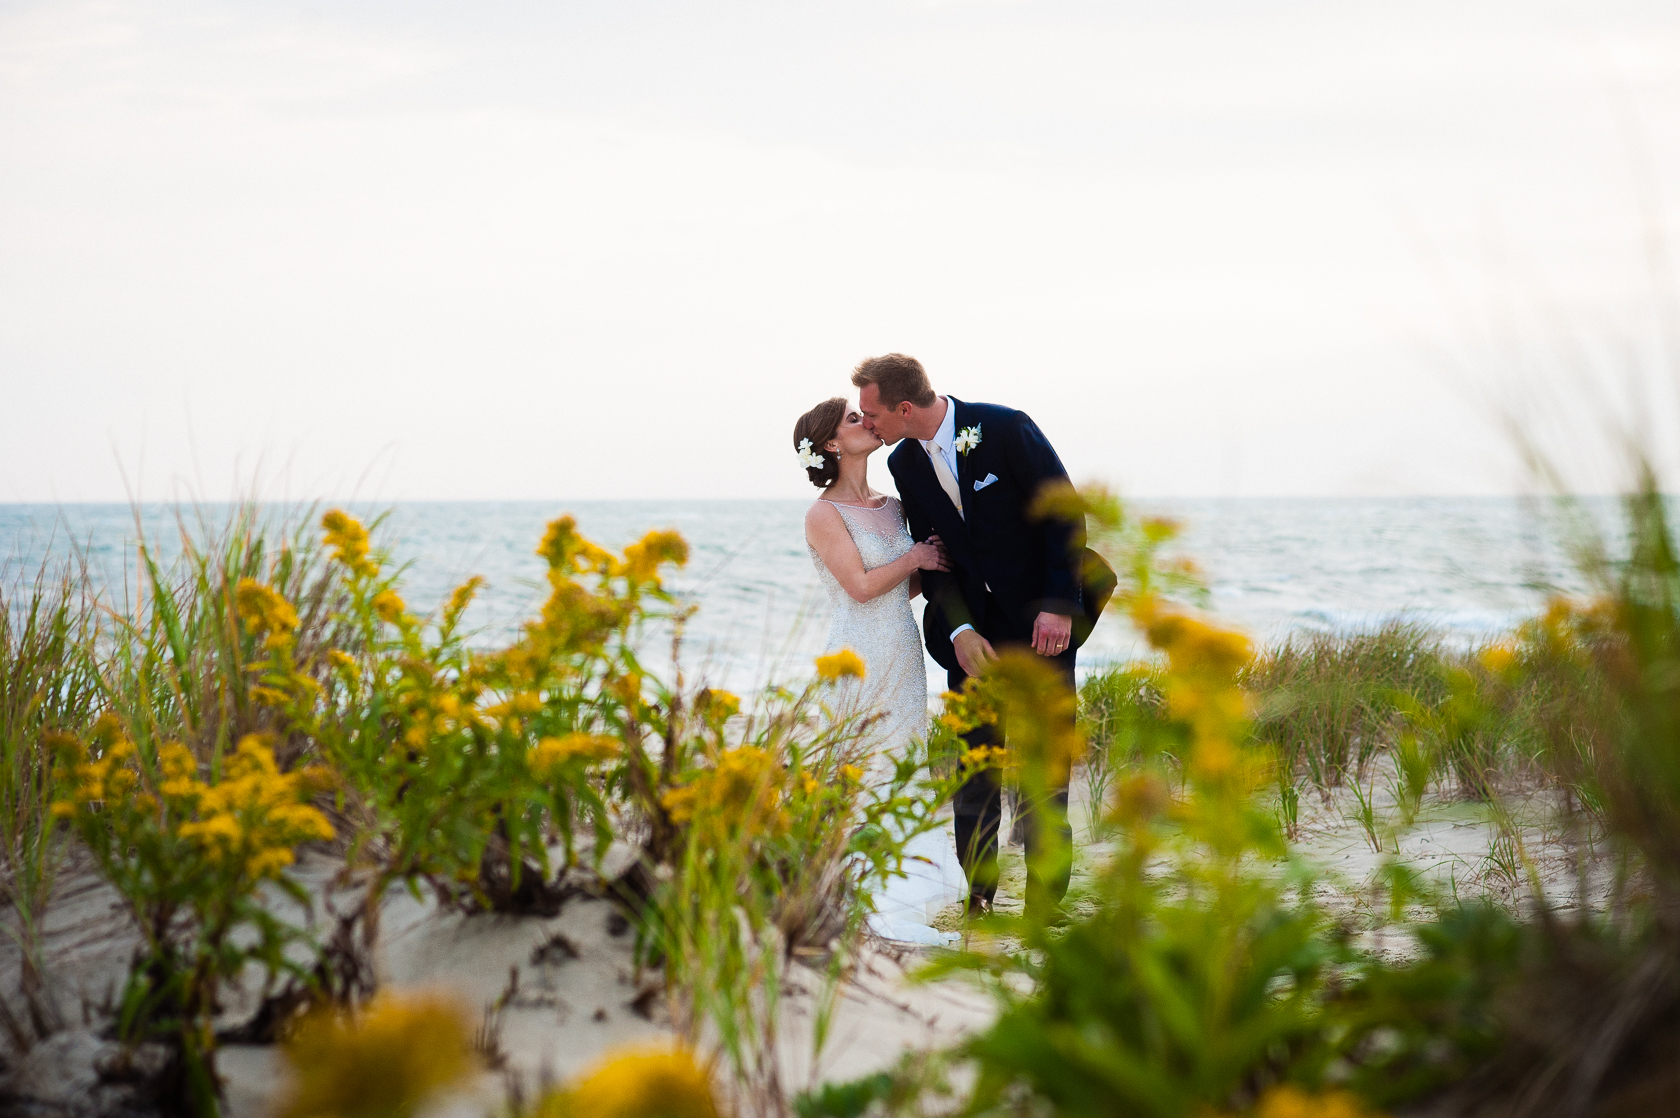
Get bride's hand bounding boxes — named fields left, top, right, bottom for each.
left=910, top=541, right=949, bottom=572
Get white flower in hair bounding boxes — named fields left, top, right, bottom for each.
left=954, top=424, right=982, bottom=455
left=796, top=438, right=826, bottom=470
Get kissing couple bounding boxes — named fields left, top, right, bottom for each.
left=795, top=353, right=1096, bottom=943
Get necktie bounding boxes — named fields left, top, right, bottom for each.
left=928, top=444, right=964, bottom=518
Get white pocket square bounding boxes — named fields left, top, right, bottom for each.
left=973, top=473, right=999, bottom=491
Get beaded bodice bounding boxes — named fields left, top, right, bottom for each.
left=807, top=496, right=927, bottom=780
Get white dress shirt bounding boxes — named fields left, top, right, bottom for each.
left=920, top=398, right=978, bottom=642
left=920, top=396, right=960, bottom=485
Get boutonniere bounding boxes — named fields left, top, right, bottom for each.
left=953, top=424, right=982, bottom=456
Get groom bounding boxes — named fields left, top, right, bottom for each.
left=852, top=353, right=1085, bottom=920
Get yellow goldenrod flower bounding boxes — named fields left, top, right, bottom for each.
left=1254, top=1085, right=1382, bottom=1118
left=1477, top=641, right=1518, bottom=678
left=815, top=649, right=866, bottom=682
left=247, top=847, right=296, bottom=877
left=1141, top=515, right=1181, bottom=543
left=1137, top=600, right=1252, bottom=681
left=623, top=529, right=690, bottom=583
left=73, top=764, right=107, bottom=803
left=235, top=578, right=299, bottom=637
left=1189, top=735, right=1237, bottom=779
left=538, top=516, right=618, bottom=577
left=426, top=692, right=460, bottom=729
left=1541, top=595, right=1574, bottom=630
left=373, top=590, right=406, bottom=624
left=661, top=785, right=699, bottom=825
left=839, top=764, right=863, bottom=785
left=232, top=733, right=280, bottom=772
left=444, top=576, right=484, bottom=620
left=541, top=1045, right=717, bottom=1118
left=711, top=747, right=776, bottom=800
left=532, top=733, right=620, bottom=772
left=696, top=688, right=740, bottom=722
left=940, top=684, right=999, bottom=736
left=156, top=735, right=334, bottom=874
left=278, top=993, right=474, bottom=1118
left=538, top=515, right=584, bottom=569
left=270, top=801, right=336, bottom=840
left=1126, top=595, right=1261, bottom=802
left=159, top=742, right=197, bottom=780
left=970, top=651, right=1087, bottom=786
left=41, top=730, right=82, bottom=769
left=321, top=509, right=380, bottom=579
left=662, top=746, right=787, bottom=836
left=536, top=578, right=625, bottom=650
left=249, top=685, right=291, bottom=708
left=610, top=672, right=644, bottom=706
left=328, top=649, right=359, bottom=674
left=159, top=777, right=201, bottom=801
left=179, top=813, right=243, bottom=847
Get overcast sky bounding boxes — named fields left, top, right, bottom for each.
left=3, top=0, right=1678, bottom=503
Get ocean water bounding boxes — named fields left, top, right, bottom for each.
left=0, top=498, right=1596, bottom=692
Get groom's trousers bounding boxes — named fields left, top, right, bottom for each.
left=949, top=602, right=1076, bottom=916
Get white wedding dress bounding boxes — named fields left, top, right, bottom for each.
left=809, top=496, right=967, bottom=946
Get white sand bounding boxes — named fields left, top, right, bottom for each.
left=1, top=760, right=1608, bottom=1115
left=0, top=847, right=993, bottom=1116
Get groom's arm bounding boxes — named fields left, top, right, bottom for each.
left=897, top=479, right=976, bottom=634
left=1005, top=411, right=1085, bottom=615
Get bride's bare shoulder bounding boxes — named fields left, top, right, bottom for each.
left=805, top=499, right=844, bottom=528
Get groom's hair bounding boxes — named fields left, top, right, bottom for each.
left=851, top=353, right=936, bottom=409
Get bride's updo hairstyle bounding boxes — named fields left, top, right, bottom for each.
left=793, top=397, right=846, bottom=489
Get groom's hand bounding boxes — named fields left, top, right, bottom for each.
left=926, top=534, right=951, bottom=569
left=953, top=629, right=997, bottom=678
left=1032, top=611, right=1073, bottom=657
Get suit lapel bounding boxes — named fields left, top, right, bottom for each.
left=950, top=397, right=971, bottom=503
left=901, top=423, right=968, bottom=540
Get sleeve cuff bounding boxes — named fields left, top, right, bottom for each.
left=950, top=623, right=975, bottom=640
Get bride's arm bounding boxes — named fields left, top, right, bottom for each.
left=904, top=534, right=946, bottom=601
left=806, top=503, right=946, bottom=604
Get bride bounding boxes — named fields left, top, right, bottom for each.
left=794, top=396, right=969, bottom=946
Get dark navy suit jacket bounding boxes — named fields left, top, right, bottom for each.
left=887, top=397, right=1085, bottom=674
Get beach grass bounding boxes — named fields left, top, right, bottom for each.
left=12, top=483, right=1680, bottom=1118
left=2, top=503, right=972, bottom=1117
left=1241, top=620, right=1446, bottom=792
left=0, top=561, right=102, bottom=1005
left=1078, top=616, right=1616, bottom=820
left=97, top=502, right=353, bottom=771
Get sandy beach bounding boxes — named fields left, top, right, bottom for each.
left=0, top=754, right=1598, bottom=1118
